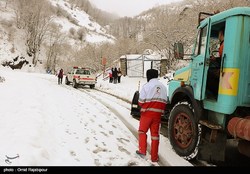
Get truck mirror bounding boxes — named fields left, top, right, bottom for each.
left=174, top=42, right=184, bottom=59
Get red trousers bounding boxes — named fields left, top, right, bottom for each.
left=138, top=111, right=161, bottom=161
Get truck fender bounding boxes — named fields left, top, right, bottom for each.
left=170, top=86, right=203, bottom=121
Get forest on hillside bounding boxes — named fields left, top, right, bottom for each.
left=104, top=0, right=250, bottom=71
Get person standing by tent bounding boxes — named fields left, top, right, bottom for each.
left=58, top=68, right=63, bottom=85
left=112, top=67, right=118, bottom=84
left=136, top=69, right=168, bottom=163
left=108, top=68, right=113, bottom=83
left=117, top=68, right=122, bottom=83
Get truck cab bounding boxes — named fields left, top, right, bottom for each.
left=168, top=7, right=250, bottom=163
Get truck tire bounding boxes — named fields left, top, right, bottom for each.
left=168, top=101, right=201, bottom=160
left=73, top=79, right=78, bottom=88
left=130, top=91, right=141, bottom=118
left=90, top=84, right=95, bottom=89
left=65, top=77, right=70, bottom=85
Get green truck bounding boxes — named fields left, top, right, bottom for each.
left=168, top=7, right=250, bottom=162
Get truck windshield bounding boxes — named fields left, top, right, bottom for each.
left=194, top=25, right=208, bottom=56
left=76, top=69, right=90, bottom=75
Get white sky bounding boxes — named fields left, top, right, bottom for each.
left=0, top=67, right=192, bottom=167
left=91, top=0, right=183, bottom=17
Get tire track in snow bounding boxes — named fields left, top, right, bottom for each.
left=79, top=88, right=169, bottom=166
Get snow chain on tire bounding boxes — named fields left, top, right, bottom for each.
left=168, top=101, right=201, bottom=161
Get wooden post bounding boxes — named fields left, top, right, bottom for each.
left=102, top=57, right=107, bottom=78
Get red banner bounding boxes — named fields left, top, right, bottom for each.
left=102, top=57, right=106, bottom=65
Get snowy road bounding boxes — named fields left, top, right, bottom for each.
left=81, top=88, right=170, bottom=163
left=0, top=70, right=161, bottom=166
left=82, top=89, right=138, bottom=138
left=76, top=87, right=191, bottom=166
left=0, top=69, right=192, bottom=166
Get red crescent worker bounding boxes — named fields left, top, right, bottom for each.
left=136, top=69, right=168, bottom=162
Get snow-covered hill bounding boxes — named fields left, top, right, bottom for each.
left=0, top=1, right=25, bottom=64
left=49, top=0, right=115, bottom=44
left=0, top=0, right=116, bottom=72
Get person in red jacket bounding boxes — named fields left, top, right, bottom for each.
left=210, top=27, right=224, bottom=74
left=207, top=27, right=225, bottom=96
left=136, top=69, right=168, bottom=162
left=58, top=68, right=63, bottom=85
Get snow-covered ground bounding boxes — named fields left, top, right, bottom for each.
left=0, top=67, right=192, bottom=167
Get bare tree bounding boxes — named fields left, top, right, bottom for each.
left=13, top=0, right=27, bottom=29
left=45, top=24, right=66, bottom=74
left=13, top=0, right=53, bottom=66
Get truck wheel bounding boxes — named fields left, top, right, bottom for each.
left=90, top=85, right=95, bottom=89
left=168, top=101, right=201, bottom=160
left=130, top=91, right=141, bottom=118
left=73, top=80, right=78, bottom=88
left=65, top=77, right=70, bottom=85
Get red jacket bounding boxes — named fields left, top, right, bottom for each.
left=219, top=41, right=224, bottom=58
left=138, top=79, right=168, bottom=114
left=58, top=69, right=63, bottom=78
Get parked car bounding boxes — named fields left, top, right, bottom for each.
left=65, top=67, right=96, bottom=89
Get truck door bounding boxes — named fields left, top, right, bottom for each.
left=190, top=24, right=210, bottom=100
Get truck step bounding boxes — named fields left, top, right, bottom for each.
left=199, top=120, right=222, bottom=143
left=199, top=120, right=222, bottom=130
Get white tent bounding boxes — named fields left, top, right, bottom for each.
left=120, top=54, right=161, bottom=77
